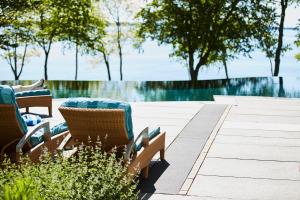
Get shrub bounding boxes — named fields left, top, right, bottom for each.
left=0, top=145, right=138, bottom=200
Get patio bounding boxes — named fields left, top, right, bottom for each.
left=24, top=96, right=300, bottom=199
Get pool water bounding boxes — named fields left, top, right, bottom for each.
left=2, top=77, right=300, bottom=101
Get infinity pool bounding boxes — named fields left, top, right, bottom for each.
left=2, top=77, right=300, bottom=101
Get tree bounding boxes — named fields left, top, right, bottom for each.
left=137, top=0, right=276, bottom=81
left=294, top=20, right=300, bottom=61
left=0, top=0, right=32, bottom=49
left=259, top=30, right=278, bottom=76
left=58, top=0, right=106, bottom=80
left=0, top=0, right=38, bottom=80
left=86, top=24, right=113, bottom=81
left=273, top=0, right=300, bottom=76
left=0, top=20, right=32, bottom=80
left=100, top=0, right=141, bottom=81
left=31, top=0, right=64, bottom=80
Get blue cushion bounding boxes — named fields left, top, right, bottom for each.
left=29, top=122, right=69, bottom=147
left=22, top=114, right=42, bottom=126
left=51, top=122, right=68, bottom=136
left=61, top=98, right=134, bottom=140
left=15, top=89, right=50, bottom=97
left=29, top=129, right=44, bottom=147
left=135, top=127, right=160, bottom=151
left=0, top=85, right=28, bottom=133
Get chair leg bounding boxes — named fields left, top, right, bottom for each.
left=160, top=149, right=165, bottom=160
left=48, top=106, right=52, bottom=117
left=26, top=107, right=29, bottom=113
left=142, top=165, right=149, bottom=179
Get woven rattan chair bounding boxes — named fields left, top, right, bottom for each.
left=15, top=89, right=52, bottom=117
left=58, top=104, right=166, bottom=179
left=0, top=85, right=66, bottom=162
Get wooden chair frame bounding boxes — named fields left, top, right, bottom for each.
left=58, top=106, right=166, bottom=179
left=0, top=104, right=67, bottom=162
left=16, top=95, right=52, bottom=117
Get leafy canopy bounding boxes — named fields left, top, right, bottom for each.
left=137, top=0, right=276, bottom=80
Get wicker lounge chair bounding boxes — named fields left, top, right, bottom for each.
left=58, top=98, right=166, bottom=179
left=0, top=85, right=67, bottom=162
left=15, top=89, right=52, bottom=117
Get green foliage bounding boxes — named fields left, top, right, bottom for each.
left=3, top=177, right=42, bottom=200
left=137, top=0, right=277, bottom=81
left=295, top=19, right=300, bottom=61
left=59, top=0, right=106, bottom=50
left=0, top=145, right=138, bottom=200
left=0, top=0, right=38, bottom=80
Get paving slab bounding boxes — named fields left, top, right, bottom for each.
left=222, top=121, right=300, bottom=132
left=138, top=104, right=227, bottom=194
left=218, top=128, right=300, bottom=139
left=226, top=114, right=300, bottom=124
left=142, top=193, right=230, bottom=200
left=188, top=175, right=300, bottom=200
left=199, top=157, right=300, bottom=181
left=229, top=106, right=300, bottom=117
left=207, top=140, right=300, bottom=162
left=214, top=135, right=300, bottom=147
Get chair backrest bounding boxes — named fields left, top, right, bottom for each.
left=59, top=98, right=134, bottom=151
left=0, top=85, right=28, bottom=149
left=59, top=107, right=130, bottom=151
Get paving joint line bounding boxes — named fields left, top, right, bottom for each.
left=198, top=174, right=300, bottom=182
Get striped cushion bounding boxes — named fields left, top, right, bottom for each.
left=15, top=89, right=50, bottom=97
left=22, top=114, right=42, bottom=126
left=61, top=98, right=134, bottom=140
left=30, top=122, right=69, bottom=147
left=29, top=128, right=44, bottom=147
left=0, top=85, right=28, bottom=133
left=51, top=122, right=68, bottom=136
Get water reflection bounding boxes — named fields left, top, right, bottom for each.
left=1, top=77, right=300, bottom=101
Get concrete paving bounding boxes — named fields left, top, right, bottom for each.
left=186, top=96, right=300, bottom=200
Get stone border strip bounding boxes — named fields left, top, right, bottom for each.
left=139, top=104, right=228, bottom=194
left=178, top=105, right=231, bottom=195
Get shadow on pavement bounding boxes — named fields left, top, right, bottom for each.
left=138, top=159, right=170, bottom=199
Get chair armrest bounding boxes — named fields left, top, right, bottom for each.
left=16, top=121, right=50, bottom=153
left=124, top=127, right=149, bottom=160
left=57, top=133, right=72, bottom=151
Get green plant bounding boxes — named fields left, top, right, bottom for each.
left=0, top=145, right=138, bottom=200
left=2, top=177, right=42, bottom=200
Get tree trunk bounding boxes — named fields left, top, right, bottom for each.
left=13, top=46, right=18, bottom=80
left=14, top=71, right=18, bottom=80
left=223, top=59, right=229, bottom=80
left=274, top=0, right=287, bottom=76
left=269, top=58, right=273, bottom=76
left=18, top=43, right=28, bottom=80
left=75, top=44, right=78, bottom=80
left=44, top=52, right=49, bottom=80
left=102, top=51, right=111, bottom=81
left=116, top=18, right=123, bottom=81
left=188, top=51, right=196, bottom=81
left=190, top=70, right=199, bottom=82
left=278, top=77, right=285, bottom=97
